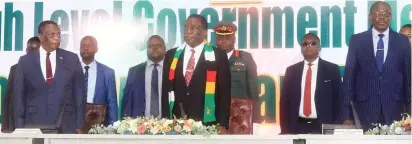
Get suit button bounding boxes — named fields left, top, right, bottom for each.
left=186, top=92, right=189, bottom=96
left=48, top=90, right=52, bottom=92
left=380, top=77, right=383, bottom=79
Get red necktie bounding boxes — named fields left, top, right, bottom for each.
left=46, top=52, right=53, bottom=86
left=185, top=49, right=195, bottom=86
left=303, top=63, right=312, bottom=117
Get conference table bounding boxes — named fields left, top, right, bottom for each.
left=1, top=133, right=411, bottom=144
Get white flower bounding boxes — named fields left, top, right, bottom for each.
left=394, top=127, right=404, bottom=134
left=113, top=121, right=121, bottom=128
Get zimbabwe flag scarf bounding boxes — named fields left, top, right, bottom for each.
left=168, top=40, right=216, bottom=122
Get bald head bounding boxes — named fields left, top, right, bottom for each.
left=80, top=36, right=98, bottom=64
left=369, top=1, right=392, bottom=33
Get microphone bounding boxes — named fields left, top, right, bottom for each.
left=350, top=102, right=362, bottom=129
left=179, top=103, right=187, bottom=119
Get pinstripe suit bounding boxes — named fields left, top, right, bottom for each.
left=341, top=28, right=411, bottom=130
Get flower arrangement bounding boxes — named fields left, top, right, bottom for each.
left=88, top=117, right=219, bottom=136
left=365, top=114, right=411, bottom=135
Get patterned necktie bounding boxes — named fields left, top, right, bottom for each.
left=84, top=66, right=90, bottom=101
left=376, top=34, right=385, bottom=71
left=185, top=49, right=195, bottom=86
left=151, top=64, right=159, bottom=117
left=46, top=52, right=53, bottom=86
left=303, top=63, right=313, bottom=117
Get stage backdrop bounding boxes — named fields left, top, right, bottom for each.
left=0, top=0, right=411, bottom=133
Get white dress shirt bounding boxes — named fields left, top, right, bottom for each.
left=39, top=47, right=56, bottom=80
left=81, top=60, right=97, bottom=103
left=299, top=57, right=319, bottom=118
left=227, top=49, right=234, bottom=60
left=183, top=43, right=204, bottom=76
left=372, top=27, right=389, bottom=62
left=145, top=60, right=163, bottom=117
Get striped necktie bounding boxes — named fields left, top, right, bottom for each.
left=84, top=66, right=90, bottom=101
left=376, top=34, right=385, bottom=71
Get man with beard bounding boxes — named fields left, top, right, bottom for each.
left=122, top=35, right=166, bottom=118
left=80, top=36, right=118, bottom=127
left=340, top=1, right=411, bottom=131
left=161, top=14, right=231, bottom=131
left=1, top=37, right=40, bottom=133
left=14, top=21, right=85, bottom=133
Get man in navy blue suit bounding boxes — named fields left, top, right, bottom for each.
left=341, top=1, right=411, bottom=130
left=14, top=21, right=85, bottom=134
left=2, top=37, right=40, bottom=133
left=122, top=35, right=166, bottom=118
left=280, top=33, right=342, bottom=134
left=80, top=36, right=118, bottom=125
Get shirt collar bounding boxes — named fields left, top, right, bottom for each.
left=227, top=49, right=234, bottom=59
left=147, top=59, right=164, bottom=67
left=304, top=57, right=319, bottom=66
left=186, top=43, right=204, bottom=53
left=81, top=60, right=97, bottom=69
left=40, top=46, right=56, bottom=55
left=372, top=27, right=390, bottom=38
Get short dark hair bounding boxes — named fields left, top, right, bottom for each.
left=301, top=33, right=320, bottom=42
left=187, top=14, right=208, bottom=30
left=401, top=24, right=411, bottom=29
left=148, top=35, right=165, bottom=45
left=370, top=1, right=391, bottom=14
left=38, top=20, right=58, bottom=34
left=27, top=36, right=40, bottom=44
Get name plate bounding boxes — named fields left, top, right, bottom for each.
left=13, top=128, right=43, bottom=134
left=333, top=129, right=364, bottom=135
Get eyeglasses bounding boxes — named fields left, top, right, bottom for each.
left=301, top=41, right=318, bottom=47
left=371, top=12, right=391, bottom=18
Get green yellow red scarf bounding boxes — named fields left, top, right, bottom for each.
left=168, top=40, right=216, bottom=123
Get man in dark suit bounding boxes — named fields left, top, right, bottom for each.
left=14, top=21, right=85, bottom=134
left=341, top=1, right=411, bottom=131
left=122, top=35, right=166, bottom=118
left=80, top=36, right=118, bottom=126
left=280, top=33, right=342, bottom=134
left=399, top=24, right=411, bottom=43
left=213, top=21, right=261, bottom=123
left=1, top=37, right=40, bottom=133
left=161, top=14, right=231, bottom=130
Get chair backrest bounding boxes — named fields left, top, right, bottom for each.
left=228, top=97, right=253, bottom=134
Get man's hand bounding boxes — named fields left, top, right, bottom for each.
left=343, top=120, right=354, bottom=125
left=76, top=129, right=84, bottom=134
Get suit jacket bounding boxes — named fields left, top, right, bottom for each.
left=14, top=48, right=85, bottom=133
left=122, top=62, right=146, bottom=118
left=1, top=64, right=17, bottom=132
left=228, top=50, right=261, bottom=122
left=280, top=58, right=342, bottom=134
left=161, top=46, right=231, bottom=128
left=92, top=62, right=118, bottom=125
left=341, top=28, right=411, bottom=130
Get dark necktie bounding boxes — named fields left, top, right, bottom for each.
left=84, top=66, right=90, bottom=101
left=150, top=64, right=159, bottom=117
left=376, top=34, right=385, bottom=71
left=46, top=52, right=53, bottom=86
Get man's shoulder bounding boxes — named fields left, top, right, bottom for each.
left=57, top=48, right=78, bottom=60
left=320, top=59, right=339, bottom=67
left=96, top=62, right=115, bottom=73
left=129, top=62, right=147, bottom=72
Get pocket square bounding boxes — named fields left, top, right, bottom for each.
left=324, top=80, right=331, bottom=82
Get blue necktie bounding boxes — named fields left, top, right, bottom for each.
left=150, top=64, right=159, bottom=117
left=84, top=66, right=90, bottom=101
left=376, top=34, right=385, bottom=71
